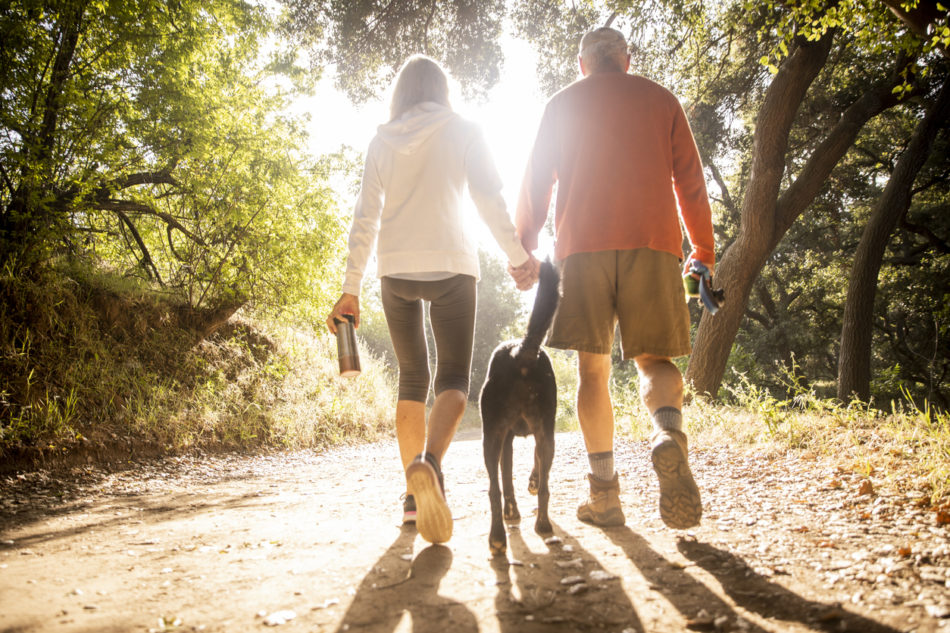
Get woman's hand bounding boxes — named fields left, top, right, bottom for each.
left=508, top=255, right=541, bottom=291
left=326, top=293, right=360, bottom=334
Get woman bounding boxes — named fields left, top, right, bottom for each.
left=326, top=55, right=537, bottom=545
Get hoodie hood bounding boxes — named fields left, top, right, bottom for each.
left=376, top=102, right=457, bottom=155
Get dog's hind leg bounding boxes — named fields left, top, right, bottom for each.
left=528, top=454, right=539, bottom=495
left=501, top=430, right=520, bottom=522
left=534, top=428, right=555, bottom=536
left=483, top=430, right=507, bottom=556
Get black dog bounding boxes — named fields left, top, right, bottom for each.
left=480, top=261, right=559, bottom=556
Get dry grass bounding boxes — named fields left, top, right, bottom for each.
left=3, top=265, right=946, bottom=506
left=0, top=265, right=397, bottom=465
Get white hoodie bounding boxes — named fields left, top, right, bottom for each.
left=341, top=102, right=529, bottom=296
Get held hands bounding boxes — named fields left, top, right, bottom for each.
left=326, top=293, right=360, bottom=334
left=508, top=254, right=541, bottom=291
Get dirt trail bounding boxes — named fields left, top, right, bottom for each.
left=1, top=430, right=948, bottom=633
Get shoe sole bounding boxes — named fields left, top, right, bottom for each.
left=406, top=461, right=452, bottom=543
left=652, top=439, right=702, bottom=529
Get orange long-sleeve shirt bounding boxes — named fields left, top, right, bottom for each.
left=516, top=71, right=715, bottom=268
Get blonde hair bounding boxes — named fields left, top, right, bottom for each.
left=389, top=55, right=451, bottom=121
left=579, top=27, right=629, bottom=73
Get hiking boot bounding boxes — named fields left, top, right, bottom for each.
left=401, top=493, right=416, bottom=525
left=406, top=452, right=452, bottom=543
left=651, top=429, right=702, bottom=529
left=577, top=473, right=625, bottom=527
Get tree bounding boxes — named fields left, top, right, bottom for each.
left=511, top=0, right=947, bottom=404
left=684, top=1, right=929, bottom=398
left=838, top=75, right=950, bottom=401
left=0, top=0, right=345, bottom=313
left=280, top=0, right=507, bottom=103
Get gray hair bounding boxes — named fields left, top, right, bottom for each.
left=579, top=27, right=629, bottom=73
left=389, top=55, right=451, bottom=121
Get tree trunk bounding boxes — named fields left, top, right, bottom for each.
left=837, top=77, right=950, bottom=402
left=686, top=34, right=906, bottom=398
left=685, top=33, right=835, bottom=397
left=0, top=2, right=85, bottom=267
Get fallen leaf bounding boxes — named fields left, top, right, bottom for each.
left=567, top=583, right=588, bottom=595
left=857, top=480, right=874, bottom=496
left=555, top=558, right=583, bottom=569
left=263, top=610, right=296, bottom=626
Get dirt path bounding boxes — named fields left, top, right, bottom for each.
left=1, top=430, right=948, bottom=633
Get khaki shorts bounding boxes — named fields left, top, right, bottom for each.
left=547, top=249, right=691, bottom=359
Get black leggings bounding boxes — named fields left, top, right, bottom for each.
left=380, top=275, right=476, bottom=402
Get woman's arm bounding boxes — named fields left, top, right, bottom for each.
left=464, top=127, right=530, bottom=268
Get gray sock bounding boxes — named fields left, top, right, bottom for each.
left=588, top=451, right=615, bottom=482
left=652, top=407, right=683, bottom=433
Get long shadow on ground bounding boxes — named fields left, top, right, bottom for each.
left=676, top=538, right=902, bottom=633
left=332, top=526, right=478, bottom=633
left=596, top=526, right=900, bottom=633
left=493, top=520, right=645, bottom=632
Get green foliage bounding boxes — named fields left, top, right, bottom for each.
left=279, top=0, right=506, bottom=103
left=548, top=349, right=580, bottom=432
left=0, top=263, right=396, bottom=456
left=511, top=0, right=599, bottom=95
left=0, top=0, right=346, bottom=315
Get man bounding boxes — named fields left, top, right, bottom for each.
left=512, top=26, right=715, bottom=529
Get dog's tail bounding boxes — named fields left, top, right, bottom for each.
left=515, top=259, right=560, bottom=363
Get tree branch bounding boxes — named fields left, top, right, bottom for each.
left=773, top=61, right=905, bottom=243
left=113, top=208, right=162, bottom=284
left=702, top=150, right=737, bottom=218
left=112, top=170, right=179, bottom=189
left=95, top=198, right=206, bottom=246
left=423, top=0, right=436, bottom=55
left=744, top=308, right=772, bottom=328
left=901, top=212, right=950, bottom=254
left=0, top=163, right=14, bottom=199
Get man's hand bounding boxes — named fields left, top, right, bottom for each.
left=326, top=293, right=360, bottom=334
left=508, top=255, right=541, bottom=291
left=683, top=259, right=713, bottom=298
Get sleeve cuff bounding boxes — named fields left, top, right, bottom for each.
left=687, top=247, right=716, bottom=269
left=341, top=272, right=362, bottom=297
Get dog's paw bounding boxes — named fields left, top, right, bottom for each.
left=489, top=535, right=507, bottom=556
left=535, top=516, right=553, bottom=535
left=503, top=501, right=521, bottom=522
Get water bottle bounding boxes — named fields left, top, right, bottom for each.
left=334, top=314, right=361, bottom=377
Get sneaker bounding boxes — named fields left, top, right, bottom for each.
left=577, top=473, right=625, bottom=527
left=406, top=452, right=452, bottom=543
left=401, top=493, right=416, bottom=525
left=651, top=429, right=702, bottom=529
